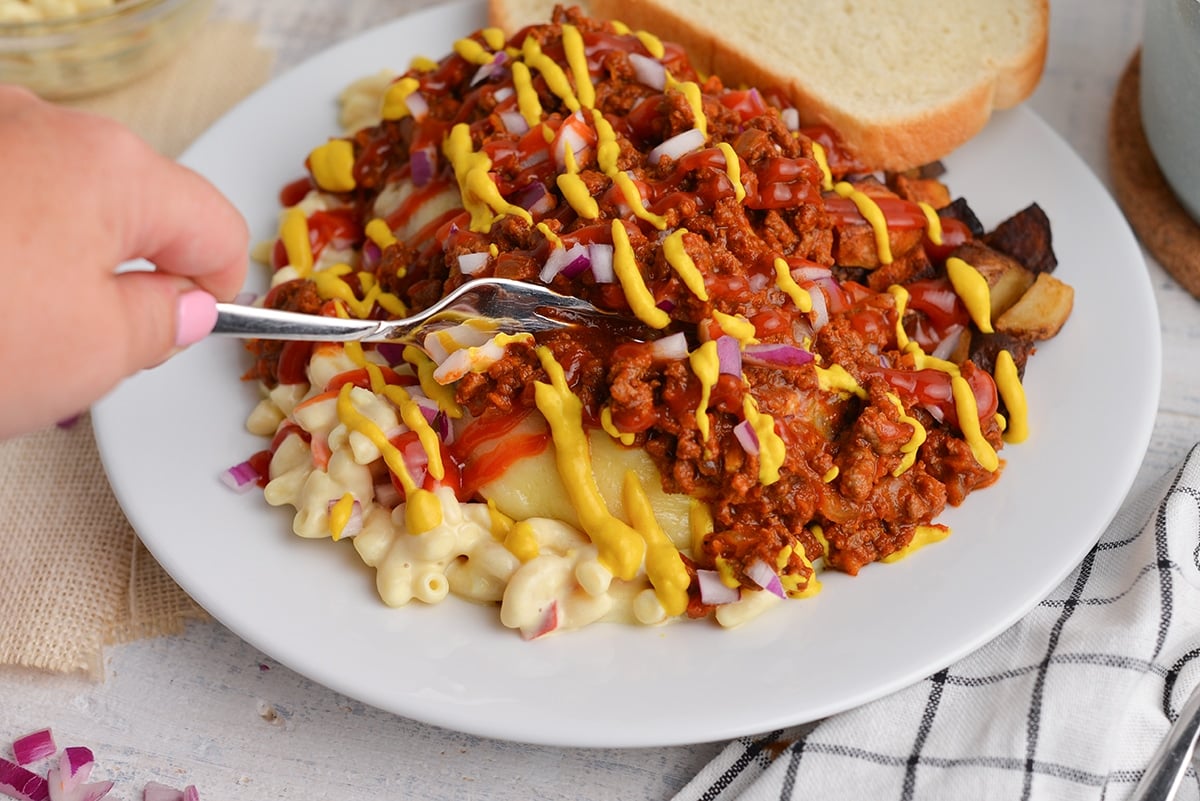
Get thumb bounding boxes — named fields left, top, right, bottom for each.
left=112, top=269, right=218, bottom=373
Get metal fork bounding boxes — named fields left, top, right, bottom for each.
left=1127, top=681, right=1200, bottom=801
left=212, top=277, right=623, bottom=344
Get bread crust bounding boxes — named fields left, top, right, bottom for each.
left=585, top=0, right=1048, bottom=171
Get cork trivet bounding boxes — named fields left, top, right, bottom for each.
left=1108, top=50, right=1200, bottom=299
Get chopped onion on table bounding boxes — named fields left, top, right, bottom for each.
left=12, top=732, right=55, bottom=767
left=696, top=569, right=740, bottom=605
left=220, top=460, right=260, bottom=493
left=745, top=559, right=786, bottom=598
left=2, top=729, right=199, bottom=801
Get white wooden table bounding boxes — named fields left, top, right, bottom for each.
left=2, top=1, right=1196, bottom=798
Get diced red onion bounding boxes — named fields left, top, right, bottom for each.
left=647, top=128, right=705, bottom=165
left=514, top=181, right=553, bottom=215
left=433, top=410, right=454, bottom=445
left=715, top=336, right=741, bottom=376
left=374, top=481, right=401, bottom=509
left=0, top=758, right=49, bottom=801
left=457, top=251, right=489, bottom=276
left=808, top=287, right=830, bottom=331
left=361, top=240, right=382, bottom=271
left=741, top=343, right=814, bottom=368
left=745, top=559, right=786, bottom=599
left=404, top=91, right=429, bottom=120
left=792, top=265, right=834, bottom=282
left=553, top=111, right=590, bottom=170
left=182, top=788, right=199, bottom=801
left=780, top=107, right=800, bottom=131
left=696, top=570, right=740, bottom=605
left=56, top=748, right=93, bottom=790
left=747, top=272, right=769, bottom=292
left=648, top=332, right=688, bottom=361
left=499, top=111, right=529, bottom=135
left=733, top=420, right=759, bottom=456
left=492, top=86, right=514, bottom=104
left=409, top=145, right=436, bottom=188
left=13, top=731, right=55, bottom=766
left=142, top=783, right=184, bottom=801
left=471, top=51, right=508, bottom=86
left=409, top=394, right=440, bottom=425
left=47, top=773, right=112, bottom=801
left=628, top=52, right=666, bottom=90
left=561, top=251, right=592, bottom=279
left=588, top=244, right=614, bottom=283
left=931, top=325, right=965, bottom=361
left=655, top=298, right=676, bottom=313
left=374, top=342, right=406, bottom=365
left=539, top=242, right=588, bottom=282
left=327, top=498, right=363, bottom=539
left=220, top=461, right=260, bottom=493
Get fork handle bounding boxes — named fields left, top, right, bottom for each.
left=1128, top=681, right=1200, bottom=801
left=212, top=303, right=382, bottom=342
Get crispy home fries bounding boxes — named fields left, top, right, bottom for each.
left=225, top=5, right=1073, bottom=638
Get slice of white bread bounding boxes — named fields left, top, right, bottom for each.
left=486, top=0, right=1048, bottom=171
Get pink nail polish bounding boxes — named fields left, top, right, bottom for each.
left=175, top=289, right=218, bottom=348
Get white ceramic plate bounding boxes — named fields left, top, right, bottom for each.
left=93, top=0, right=1160, bottom=748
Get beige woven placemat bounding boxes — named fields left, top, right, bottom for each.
left=0, top=18, right=273, bottom=678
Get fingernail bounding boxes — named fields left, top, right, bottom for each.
left=175, top=289, right=218, bottom=348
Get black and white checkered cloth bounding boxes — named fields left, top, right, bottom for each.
left=673, top=446, right=1200, bottom=801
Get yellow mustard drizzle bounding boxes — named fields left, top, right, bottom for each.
left=521, top=35, right=580, bottom=112
left=711, top=310, right=757, bottom=344
left=809, top=523, right=829, bottom=558
left=444, top=123, right=533, bottom=232
left=485, top=497, right=515, bottom=539
left=715, top=142, right=746, bottom=203
left=888, top=284, right=912, bottom=350
left=481, top=26, right=506, bottom=51
left=951, top=374, right=999, bottom=471
left=814, top=363, right=867, bottom=398
left=308, top=140, right=356, bottom=193
left=918, top=202, right=943, bottom=245
left=503, top=520, right=540, bottom=562
left=665, top=78, right=706, bottom=138
left=365, top=218, right=397, bottom=249
left=402, top=345, right=463, bottom=419
left=560, top=24, right=595, bottom=109
left=881, top=524, right=950, bottom=563
left=742, top=395, right=785, bottom=485
left=381, top=76, right=421, bottom=121
left=622, top=471, right=689, bottom=617
left=906, top=345, right=959, bottom=376
left=688, top=340, right=719, bottom=443
left=634, top=29, right=665, bottom=58
left=994, top=350, right=1029, bottom=444
left=536, top=221, right=563, bottom=248
left=511, top=61, right=544, bottom=129
left=834, top=181, right=893, bottom=265
left=611, top=171, right=668, bottom=229
left=312, top=264, right=407, bottom=318
left=329, top=492, right=357, bottom=541
left=773, top=257, right=813, bottom=312
left=945, top=257, right=994, bottom=334
left=335, top=383, right=442, bottom=533
left=885, top=392, right=927, bottom=477
left=556, top=144, right=600, bottom=219
left=822, top=466, right=839, bottom=482
left=453, top=36, right=495, bottom=66
left=663, top=229, right=709, bottom=300
left=409, top=55, right=438, bottom=72
left=280, top=208, right=314, bottom=277
left=611, top=219, right=670, bottom=329
left=775, top=543, right=821, bottom=598
left=810, top=140, right=834, bottom=191
left=714, top=556, right=740, bottom=588
left=599, top=405, right=635, bottom=445
left=591, top=109, right=620, bottom=174
left=532, top=347, right=646, bottom=579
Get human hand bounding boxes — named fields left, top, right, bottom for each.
left=0, top=85, right=249, bottom=438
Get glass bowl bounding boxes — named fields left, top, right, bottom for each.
left=0, top=0, right=212, bottom=99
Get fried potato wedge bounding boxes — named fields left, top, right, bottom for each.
left=952, top=241, right=1036, bottom=319
left=994, top=272, right=1074, bottom=340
